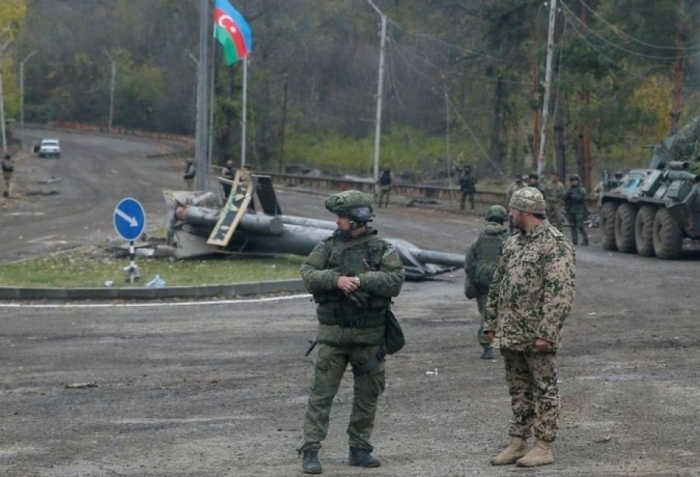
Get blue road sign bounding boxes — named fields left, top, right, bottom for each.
left=113, top=198, right=146, bottom=241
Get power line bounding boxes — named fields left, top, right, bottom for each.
left=562, top=1, right=699, bottom=61
left=572, top=0, right=700, bottom=51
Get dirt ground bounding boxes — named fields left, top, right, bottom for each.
left=1, top=132, right=700, bottom=476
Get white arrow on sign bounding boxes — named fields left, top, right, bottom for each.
left=116, top=208, right=139, bottom=227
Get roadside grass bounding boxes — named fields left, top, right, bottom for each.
left=0, top=246, right=305, bottom=288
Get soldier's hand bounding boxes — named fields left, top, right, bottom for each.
left=534, top=338, right=551, bottom=351
left=486, top=331, right=495, bottom=344
left=337, top=276, right=360, bottom=294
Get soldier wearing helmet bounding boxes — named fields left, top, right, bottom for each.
left=542, top=170, right=565, bottom=232
left=484, top=186, right=576, bottom=468
left=563, top=174, right=589, bottom=245
left=464, top=204, right=509, bottom=359
left=183, top=159, right=196, bottom=191
left=459, top=164, right=478, bottom=210
left=298, top=190, right=405, bottom=474
left=376, top=164, right=393, bottom=208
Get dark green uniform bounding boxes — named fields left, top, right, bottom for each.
left=563, top=179, right=588, bottom=245
left=298, top=228, right=405, bottom=454
left=464, top=222, right=509, bottom=348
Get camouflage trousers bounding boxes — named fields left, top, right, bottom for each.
left=377, top=186, right=391, bottom=208
left=501, top=349, right=559, bottom=442
left=476, top=288, right=491, bottom=347
left=567, top=212, right=588, bottom=244
left=460, top=190, right=475, bottom=210
left=547, top=202, right=564, bottom=232
left=298, top=342, right=386, bottom=453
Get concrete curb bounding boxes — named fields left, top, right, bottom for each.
left=0, top=279, right=307, bottom=302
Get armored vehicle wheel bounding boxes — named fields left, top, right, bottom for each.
left=599, top=202, right=617, bottom=250
left=614, top=203, right=637, bottom=253
left=635, top=205, right=656, bottom=257
left=653, top=208, right=683, bottom=259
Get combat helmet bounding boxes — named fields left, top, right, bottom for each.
left=509, top=187, right=546, bottom=215
left=569, top=173, right=581, bottom=181
left=325, top=190, right=374, bottom=224
left=485, top=205, right=508, bottom=223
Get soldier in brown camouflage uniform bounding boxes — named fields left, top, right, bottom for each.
left=484, top=187, right=576, bottom=468
left=297, top=190, right=405, bottom=474
left=542, top=171, right=565, bottom=232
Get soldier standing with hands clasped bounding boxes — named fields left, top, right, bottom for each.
left=484, top=187, right=576, bottom=468
left=183, top=160, right=196, bottom=190
left=297, top=190, right=405, bottom=474
left=563, top=174, right=589, bottom=245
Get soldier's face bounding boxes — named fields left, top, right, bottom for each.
left=509, top=208, right=525, bottom=230
left=336, top=215, right=352, bottom=231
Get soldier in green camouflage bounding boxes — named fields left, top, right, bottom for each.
left=563, top=174, right=589, bottom=245
left=464, top=205, right=509, bottom=360
left=484, top=187, right=576, bottom=468
left=542, top=171, right=565, bottom=232
left=297, top=190, right=405, bottom=474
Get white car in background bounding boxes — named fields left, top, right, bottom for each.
left=38, top=138, right=61, bottom=158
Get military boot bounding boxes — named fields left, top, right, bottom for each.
left=480, top=345, right=494, bottom=360
left=349, top=447, right=380, bottom=468
left=302, top=450, right=322, bottom=474
left=516, top=439, right=554, bottom=467
left=490, top=436, right=528, bottom=466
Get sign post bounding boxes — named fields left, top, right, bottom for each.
left=113, top=198, right=146, bottom=283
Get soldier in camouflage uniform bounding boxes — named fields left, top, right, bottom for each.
left=464, top=205, right=509, bottom=360
left=297, top=190, right=405, bottom=474
left=542, top=171, right=565, bottom=232
left=563, top=174, right=589, bottom=245
left=1, top=153, right=14, bottom=198
left=459, top=165, right=477, bottom=210
left=484, top=187, right=576, bottom=468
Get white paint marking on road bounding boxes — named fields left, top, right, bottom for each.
left=0, top=293, right=311, bottom=309
left=8, top=212, right=46, bottom=216
left=26, top=234, right=58, bottom=243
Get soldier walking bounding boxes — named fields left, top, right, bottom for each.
left=1, top=153, right=14, bottom=198
left=183, top=160, right=196, bottom=190
left=459, top=165, right=477, bottom=210
left=485, top=187, right=576, bottom=468
left=464, top=205, right=509, bottom=359
left=542, top=170, right=565, bottom=232
left=563, top=174, right=589, bottom=245
left=297, top=190, right=405, bottom=474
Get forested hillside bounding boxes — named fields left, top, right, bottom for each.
left=2, top=0, right=700, bottom=185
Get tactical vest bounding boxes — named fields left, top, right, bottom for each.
left=314, top=233, right=391, bottom=328
left=567, top=187, right=586, bottom=203
left=379, top=170, right=392, bottom=185
left=473, top=227, right=508, bottom=287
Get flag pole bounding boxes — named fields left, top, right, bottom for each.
left=195, top=0, right=210, bottom=191
left=241, top=56, right=248, bottom=168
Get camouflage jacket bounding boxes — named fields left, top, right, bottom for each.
left=300, top=228, right=405, bottom=346
left=542, top=180, right=565, bottom=204
left=484, top=220, right=575, bottom=352
left=465, top=222, right=509, bottom=290
left=563, top=185, right=588, bottom=214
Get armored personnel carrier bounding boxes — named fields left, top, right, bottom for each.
left=599, top=117, right=700, bottom=259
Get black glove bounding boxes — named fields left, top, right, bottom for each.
left=347, top=290, right=371, bottom=309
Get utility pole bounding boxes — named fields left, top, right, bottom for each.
left=195, top=0, right=210, bottom=190
left=20, top=51, right=37, bottom=146
left=537, top=0, right=557, bottom=175
left=104, top=50, right=116, bottom=134
left=366, top=0, right=387, bottom=185
left=0, top=27, right=13, bottom=154
left=279, top=73, right=289, bottom=173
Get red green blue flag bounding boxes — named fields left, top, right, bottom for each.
left=214, top=0, right=252, bottom=66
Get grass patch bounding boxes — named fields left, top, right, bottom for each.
left=0, top=246, right=305, bottom=288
